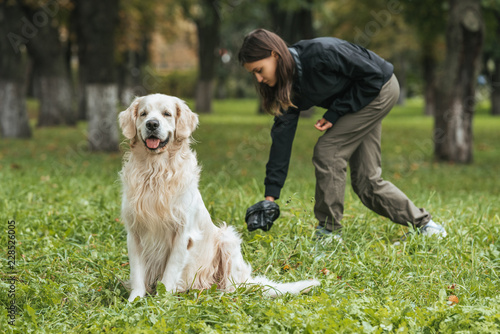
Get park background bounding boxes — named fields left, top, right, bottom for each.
left=1, top=0, right=500, bottom=332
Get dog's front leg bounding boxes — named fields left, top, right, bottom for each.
left=127, top=232, right=147, bottom=302
left=160, top=235, right=190, bottom=293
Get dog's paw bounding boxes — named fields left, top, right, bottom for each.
left=160, top=280, right=179, bottom=294
left=128, top=289, right=146, bottom=302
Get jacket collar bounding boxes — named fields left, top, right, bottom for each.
left=288, top=47, right=302, bottom=93
left=288, top=47, right=302, bottom=79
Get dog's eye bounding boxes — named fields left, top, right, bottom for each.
left=140, top=111, right=147, bottom=117
left=163, top=111, right=171, bottom=117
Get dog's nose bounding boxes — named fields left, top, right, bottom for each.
left=146, top=119, right=160, bottom=131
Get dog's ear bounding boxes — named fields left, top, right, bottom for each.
left=119, top=97, right=141, bottom=139
left=175, top=99, right=199, bottom=141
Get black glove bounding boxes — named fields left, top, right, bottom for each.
left=245, top=200, right=280, bottom=232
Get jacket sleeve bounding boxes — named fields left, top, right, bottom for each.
left=264, top=109, right=300, bottom=200
left=322, top=44, right=393, bottom=124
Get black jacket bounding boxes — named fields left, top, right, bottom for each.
left=264, top=37, right=394, bottom=199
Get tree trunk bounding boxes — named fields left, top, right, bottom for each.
left=492, top=57, right=500, bottom=115
left=77, top=62, right=87, bottom=120
left=87, top=84, right=120, bottom=151
left=35, top=75, right=74, bottom=126
left=396, top=54, right=407, bottom=105
left=75, top=0, right=120, bottom=152
left=269, top=0, right=315, bottom=43
left=0, top=81, right=32, bottom=138
left=194, top=0, right=220, bottom=113
left=420, top=37, right=439, bottom=116
left=487, top=11, right=500, bottom=116
left=423, top=52, right=437, bottom=116
left=0, top=2, right=32, bottom=138
left=195, top=80, right=214, bottom=113
left=17, top=3, right=75, bottom=126
left=118, top=50, right=139, bottom=106
left=70, top=6, right=87, bottom=121
left=118, top=38, right=149, bottom=106
left=434, top=0, right=484, bottom=163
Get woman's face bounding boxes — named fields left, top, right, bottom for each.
left=243, top=54, right=278, bottom=87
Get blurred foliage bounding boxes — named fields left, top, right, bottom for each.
left=482, top=0, right=500, bottom=57
left=314, top=0, right=419, bottom=59
left=155, top=70, right=197, bottom=98
left=3, top=0, right=498, bottom=102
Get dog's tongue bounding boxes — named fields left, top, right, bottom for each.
left=146, top=138, right=161, bottom=149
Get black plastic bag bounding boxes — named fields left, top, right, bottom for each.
left=245, top=200, right=280, bottom=232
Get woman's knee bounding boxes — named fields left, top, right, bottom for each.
left=312, top=140, right=329, bottom=167
left=351, top=175, right=377, bottom=199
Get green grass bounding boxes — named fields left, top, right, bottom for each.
left=1, top=98, right=499, bottom=333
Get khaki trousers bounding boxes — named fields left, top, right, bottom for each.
left=312, top=74, right=431, bottom=231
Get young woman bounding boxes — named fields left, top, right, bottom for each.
left=238, top=29, right=447, bottom=239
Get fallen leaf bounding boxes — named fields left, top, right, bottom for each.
left=320, top=268, right=330, bottom=275
left=448, top=295, right=459, bottom=305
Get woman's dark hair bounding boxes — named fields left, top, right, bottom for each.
left=238, top=29, right=295, bottom=115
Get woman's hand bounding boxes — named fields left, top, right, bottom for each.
left=314, top=118, right=333, bottom=131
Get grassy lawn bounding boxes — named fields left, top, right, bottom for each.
left=1, top=98, right=499, bottom=332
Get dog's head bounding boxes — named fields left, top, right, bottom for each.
left=119, top=94, right=198, bottom=153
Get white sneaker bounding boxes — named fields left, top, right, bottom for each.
left=395, top=220, right=447, bottom=245
left=420, top=220, right=447, bottom=239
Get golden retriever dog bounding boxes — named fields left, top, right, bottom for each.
left=118, top=94, right=319, bottom=302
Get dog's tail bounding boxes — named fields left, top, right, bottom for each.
left=248, top=275, right=320, bottom=297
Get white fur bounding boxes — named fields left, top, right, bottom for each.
left=118, top=94, right=320, bottom=302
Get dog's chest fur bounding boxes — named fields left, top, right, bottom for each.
left=121, top=146, right=200, bottom=233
